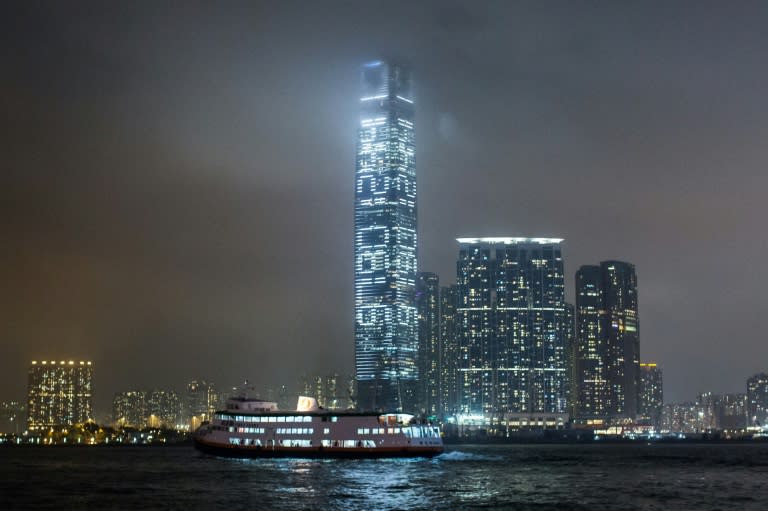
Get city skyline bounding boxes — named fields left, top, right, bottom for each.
left=4, top=2, right=768, bottom=414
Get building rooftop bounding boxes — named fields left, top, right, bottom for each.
left=456, top=237, right=564, bottom=245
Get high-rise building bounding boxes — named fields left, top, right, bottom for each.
left=416, top=272, right=440, bottom=415
left=574, top=265, right=608, bottom=422
left=564, top=303, right=576, bottom=417
left=455, top=238, right=568, bottom=416
left=439, top=285, right=460, bottom=416
left=113, top=391, right=146, bottom=428
left=354, top=60, right=417, bottom=411
left=300, top=373, right=354, bottom=410
left=185, top=380, right=220, bottom=428
left=27, top=360, right=93, bottom=430
left=575, top=261, right=640, bottom=422
left=719, top=393, right=747, bottom=430
left=662, top=402, right=702, bottom=433
left=113, top=389, right=182, bottom=429
left=747, top=373, right=768, bottom=426
left=639, top=363, right=663, bottom=429
left=146, top=390, right=182, bottom=428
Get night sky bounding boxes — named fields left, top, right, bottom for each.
left=3, top=1, right=768, bottom=415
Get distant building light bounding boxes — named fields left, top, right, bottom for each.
left=456, top=237, right=564, bottom=245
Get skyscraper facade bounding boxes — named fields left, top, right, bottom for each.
left=575, top=261, right=640, bottom=422
left=354, top=60, right=417, bottom=411
left=416, top=272, right=440, bottom=415
left=574, top=265, right=608, bottom=421
left=639, top=362, right=663, bottom=429
left=439, top=284, right=460, bottom=416
left=747, top=373, right=768, bottom=426
left=185, top=380, right=220, bottom=428
left=455, top=237, right=569, bottom=416
left=113, top=391, right=147, bottom=428
left=27, top=360, right=93, bottom=430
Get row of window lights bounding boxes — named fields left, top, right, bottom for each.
left=216, top=415, right=328, bottom=423
left=228, top=438, right=313, bottom=447
left=228, top=438, right=378, bottom=448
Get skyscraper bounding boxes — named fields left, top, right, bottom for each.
left=747, top=373, right=768, bottom=426
left=27, top=360, right=93, bottom=430
left=455, top=237, right=569, bottom=416
left=113, top=391, right=147, bottom=428
left=639, top=363, right=663, bottom=429
left=574, top=265, right=609, bottom=422
left=439, top=284, right=460, bottom=416
left=416, top=272, right=440, bottom=415
left=185, top=380, right=220, bottom=428
left=354, top=60, right=417, bottom=411
left=575, top=261, right=640, bottom=422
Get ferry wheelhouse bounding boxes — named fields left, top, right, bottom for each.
left=193, top=396, right=443, bottom=458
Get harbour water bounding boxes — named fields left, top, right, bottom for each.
left=2, top=443, right=767, bottom=510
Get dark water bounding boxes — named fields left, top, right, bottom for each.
left=2, top=444, right=767, bottom=510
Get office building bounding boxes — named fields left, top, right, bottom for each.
left=146, top=390, right=182, bottom=428
left=354, top=60, right=417, bottom=411
left=439, top=284, right=460, bottom=416
left=186, top=380, right=220, bottom=428
left=747, top=373, right=768, bottom=426
left=719, top=393, right=747, bottom=430
left=113, top=391, right=147, bottom=428
left=639, top=363, right=663, bottom=429
left=575, top=261, right=640, bottom=423
left=455, top=237, right=569, bottom=416
left=113, top=389, right=181, bottom=429
left=662, top=402, right=702, bottom=433
left=27, top=360, right=93, bottom=430
left=416, top=272, right=440, bottom=415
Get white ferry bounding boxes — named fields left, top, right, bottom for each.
left=193, top=396, right=443, bottom=458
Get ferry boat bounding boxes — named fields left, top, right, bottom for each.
left=193, top=396, right=443, bottom=458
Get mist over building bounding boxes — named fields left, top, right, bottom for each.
left=354, top=60, right=417, bottom=412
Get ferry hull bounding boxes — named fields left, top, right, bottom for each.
left=193, top=437, right=443, bottom=459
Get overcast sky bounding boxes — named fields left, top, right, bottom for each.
left=3, top=1, right=768, bottom=415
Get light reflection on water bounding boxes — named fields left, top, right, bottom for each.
left=2, top=445, right=768, bottom=510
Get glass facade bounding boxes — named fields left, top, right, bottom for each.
left=27, top=360, right=93, bottom=430
left=455, top=238, right=569, bottom=416
left=575, top=261, right=640, bottom=422
left=354, top=60, right=417, bottom=411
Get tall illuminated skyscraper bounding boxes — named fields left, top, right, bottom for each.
left=455, top=237, right=569, bottom=415
left=575, top=261, right=640, bottom=422
left=354, top=60, right=417, bottom=411
left=27, top=360, right=93, bottom=430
